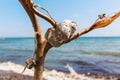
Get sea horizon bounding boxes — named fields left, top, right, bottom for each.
left=0, top=37, right=120, bottom=74
left=1, top=36, right=120, bottom=38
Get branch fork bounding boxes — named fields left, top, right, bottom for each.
left=19, top=0, right=120, bottom=80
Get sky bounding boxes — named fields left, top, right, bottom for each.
left=0, top=0, right=120, bottom=37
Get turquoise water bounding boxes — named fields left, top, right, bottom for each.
left=0, top=37, right=120, bottom=74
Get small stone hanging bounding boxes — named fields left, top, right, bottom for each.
left=25, top=58, right=36, bottom=69
left=22, top=58, right=36, bottom=73
left=98, top=13, right=106, bottom=19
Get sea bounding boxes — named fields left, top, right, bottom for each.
left=0, top=37, right=120, bottom=74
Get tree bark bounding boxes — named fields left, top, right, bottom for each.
left=19, top=0, right=52, bottom=80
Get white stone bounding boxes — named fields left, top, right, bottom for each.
left=45, top=20, right=77, bottom=47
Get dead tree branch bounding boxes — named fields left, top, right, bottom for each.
left=31, top=3, right=56, bottom=27
left=19, top=0, right=53, bottom=80
left=65, top=11, right=120, bottom=43
left=19, top=0, right=120, bottom=80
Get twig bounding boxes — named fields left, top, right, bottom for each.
left=31, top=3, right=56, bottom=27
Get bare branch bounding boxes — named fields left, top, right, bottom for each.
left=91, top=11, right=120, bottom=29
left=31, top=3, right=56, bottom=27
left=65, top=11, right=120, bottom=43
left=19, top=1, right=120, bottom=80
left=19, top=0, right=48, bottom=80
left=37, top=5, right=56, bottom=23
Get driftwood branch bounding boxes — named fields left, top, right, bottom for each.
left=19, top=0, right=120, bottom=80
left=19, top=0, right=53, bottom=80
left=31, top=3, right=56, bottom=27
left=36, top=5, right=56, bottom=23
left=65, top=11, right=120, bottom=43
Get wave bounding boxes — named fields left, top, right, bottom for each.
left=0, top=61, right=119, bottom=80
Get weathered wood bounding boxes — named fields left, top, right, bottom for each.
left=19, top=0, right=50, bottom=80
left=31, top=5, right=56, bottom=27
left=65, top=11, right=120, bottom=43
left=19, top=0, right=120, bottom=80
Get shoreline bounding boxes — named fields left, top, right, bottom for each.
left=0, top=61, right=120, bottom=80
left=1, top=37, right=120, bottom=75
